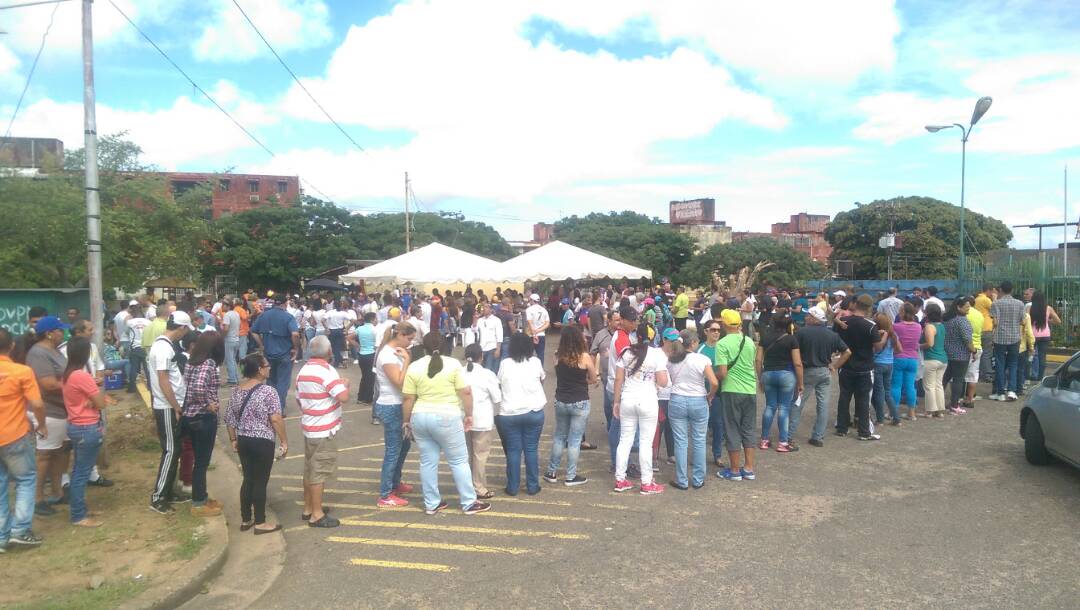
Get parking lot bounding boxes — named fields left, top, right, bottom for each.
left=254, top=353, right=1080, bottom=609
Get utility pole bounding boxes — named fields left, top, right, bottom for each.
left=404, top=171, right=411, bottom=252
left=1065, top=165, right=1069, bottom=278
left=82, top=0, right=104, bottom=351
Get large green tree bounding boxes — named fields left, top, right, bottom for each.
left=553, top=211, right=695, bottom=281
left=348, top=211, right=516, bottom=261
left=204, top=197, right=357, bottom=290
left=676, top=238, right=826, bottom=289
left=824, top=196, right=1012, bottom=279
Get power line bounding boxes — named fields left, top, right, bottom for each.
left=0, top=0, right=72, bottom=10
left=3, top=0, right=59, bottom=139
left=106, top=0, right=338, bottom=204
left=230, top=0, right=365, bottom=153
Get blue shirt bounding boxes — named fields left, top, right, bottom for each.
left=356, top=323, right=377, bottom=355
left=250, top=306, right=299, bottom=358
left=791, top=297, right=808, bottom=324
left=874, top=340, right=894, bottom=365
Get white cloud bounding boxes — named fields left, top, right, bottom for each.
left=192, top=0, right=332, bottom=62
left=0, top=43, right=22, bottom=94
left=2, top=81, right=276, bottom=168
left=0, top=0, right=172, bottom=56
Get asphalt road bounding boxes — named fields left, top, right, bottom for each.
left=252, top=345, right=1080, bottom=609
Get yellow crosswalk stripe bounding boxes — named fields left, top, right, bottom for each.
left=349, top=558, right=454, bottom=572
left=283, top=442, right=384, bottom=460
left=328, top=536, right=529, bottom=555
left=338, top=518, right=589, bottom=540
left=298, top=501, right=589, bottom=522
left=279, top=486, right=618, bottom=509
left=283, top=406, right=370, bottom=422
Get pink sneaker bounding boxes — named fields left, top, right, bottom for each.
left=759, top=439, right=771, bottom=450
left=639, top=482, right=665, bottom=495
left=393, top=482, right=414, bottom=495
left=377, top=494, right=409, bottom=508
left=613, top=479, right=634, bottom=493
left=775, top=442, right=791, bottom=453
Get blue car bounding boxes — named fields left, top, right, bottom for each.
left=1020, top=352, right=1080, bottom=468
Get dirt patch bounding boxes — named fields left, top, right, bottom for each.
left=4, top=393, right=209, bottom=610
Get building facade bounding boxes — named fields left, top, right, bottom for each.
left=668, top=198, right=733, bottom=252
left=732, top=213, right=832, bottom=262
left=164, top=172, right=301, bottom=219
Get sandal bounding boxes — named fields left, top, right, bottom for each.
left=240, top=521, right=255, bottom=532
left=476, top=491, right=495, bottom=500
left=579, top=441, right=597, bottom=451
left=301, top=506, right=331, bottom=521
left=254, top=524, right=282, bottom=535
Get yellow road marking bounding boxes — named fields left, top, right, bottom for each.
left=283, top=407, right=370, bottom=422
left=349, top=558, right=454, bottom=573
left=307, top=501, right=590, bottom=522
left=328, top=536, right=529, bottom=555
left=280, top=486, right=624, bottom=509
left=1047, top=353, right=1071, bottom=363
left=339, top=519, right=589, bottom=540
left=283, top=442, right=384, bottom=460
left=136, top=384, right=152, bottom=410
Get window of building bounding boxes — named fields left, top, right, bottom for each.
left=248, top=180, right=259, bottom=193
left=277, top=180, right=288, bottom=194
left=219, top=179, right=230, bottom=192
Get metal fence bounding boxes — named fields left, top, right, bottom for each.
left=966, top=257, right=1080, bottom=347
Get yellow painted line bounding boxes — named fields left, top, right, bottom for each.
left=328, top=536, right=529, bottom=555
left=283, top=407, right=370, bottom=422
left=272, top=474, right=380, bottom=484
left=137, top=384, right=152, bottom=410
left=349, top=558, right=455, bottom=573
left=283, top=510, right=379, bottom=533
left=283, top=442, right=384, bottom=460
left=339, top=519, right=589, bottom=540
left=309, top=501, right=589, bottom=522
left=1047, top=354, right=1071, bottom=363
left=280, top=486, right=623, bottom=509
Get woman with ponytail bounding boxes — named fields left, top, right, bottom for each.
left=373, top=322, right=415, bottom=508
left=496, top=332, right=547, bottom=496
left=61, top=337, right=106, bottom=528
left=402, top=332, right=490, bottom=515
left=462, top=343, right=501, bottom=499
left=612, top=320, right=670, bottom=495
left=663, top=328, right=718, bottom=490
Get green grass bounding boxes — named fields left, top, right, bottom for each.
left=14, top=581, right=148, bottom=610
left=171, top=510, right=209, bottom=561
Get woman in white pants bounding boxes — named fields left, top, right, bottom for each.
left=613, top=321, right=670, bottom=495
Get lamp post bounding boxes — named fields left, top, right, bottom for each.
left=925, top=96, right=992, bottom=288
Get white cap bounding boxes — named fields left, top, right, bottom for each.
left=808, top=307, right=828, bottom=323
left=128, top=300, right=139, bottom=307
left=529, top=293, right=541, bottom=302
left=832, top=290, right=847, bottom=297
left=168, top=311, right=196, bottom=330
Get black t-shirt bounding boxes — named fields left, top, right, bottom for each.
left=495, top=309, right=513, bottom=337
left=795, top=324, right=849, bottom=368
left=776, top=298, right=792, bottom=312
left=836, top=315, right=879, bottom=372
left=760, top=330, right=798, bottom=370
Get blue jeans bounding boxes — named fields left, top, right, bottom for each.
left=329, top=329, right=346, bottom=367
left=891, top=358, right=918, bottom=407
left=410, top=411, right=476, bottom=510
left=67, top=422, right=104, bottom=523
left=761, top=369, right=796, bottom=443
left=483, top=349, right=498, bottom=373
left=0, top=433, right=37, bottom=543
left=534, top=336, right=546, bottom=364
left=794, top=366, right=831, bottom=442
left=1032, top=337, right=1051, bottom=380
left=375, top=403, right=411, bottom=497
left=872, top=362, right=898, bottom=422
left=993, top=342, right=1020, bottom=394
left=707, top=395, right=725, bottom=460
left=668, top=394, right=709, bottom=487
left=303, top=328, right=317, bottom=359
left=127, top=346, right=146, bottom=392
left=547, top=400, right=589, bottom=479
left=267, top=354, right=293, bottom=412
left=495, top=409, right=544, bottom=495
left=224, top=337, right=242, bottom=384
left=500, top=338, right=511, bottom=361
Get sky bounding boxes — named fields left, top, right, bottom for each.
left=2, top=0, right=1079, bottom=248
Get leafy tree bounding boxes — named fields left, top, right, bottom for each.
left=553, top=211, right=695, bottom=281
left=348, top=211, right=516, bottom=261
left=203, top=196, right=357, bottom=291
left=824, top=196, right=1012, bottom=279
left=677, top=238, right=826, bottom=289
left=64, top=130, right=154, bottom=172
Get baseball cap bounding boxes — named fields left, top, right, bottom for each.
left=128, top=299, right=139, bottom=307
left=808, top=307, right=828, bottom=323
left=662, top=327, right=681, bottom=342
left=720, top=309, right=742, bottom=327
left=832, top=290, right=847, bottom=297
left=34, top=316, right=70, bottom=335
left=168, top=311, right=196, bottom=330
left=529, top=293, right=541, bottom=302
left=560, top=298, right=570, bottom=305
left=388, top=306, right=402, bottom=318
left=643, top=297, right=655, bottom=305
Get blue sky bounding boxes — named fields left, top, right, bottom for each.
left=3, top=0, right=1079, bottom=247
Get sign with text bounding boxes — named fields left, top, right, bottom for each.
left=669, top=199, right=715, bottom=225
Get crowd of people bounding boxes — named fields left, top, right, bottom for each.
left=0, top=277, right=1062, bottom=547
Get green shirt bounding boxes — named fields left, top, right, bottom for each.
left=714, top=332, right=756, bottom=395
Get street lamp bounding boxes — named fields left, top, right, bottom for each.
left=925, top=95, right=993, bottom=287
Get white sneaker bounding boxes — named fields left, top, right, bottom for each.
left=1006, top=391, right=1018, bottom=401
left=988, top=394, right=1001, bottom=401
left=996, top=394, right=1007, bottom=402
left=353, top=359, right=360, bottom=365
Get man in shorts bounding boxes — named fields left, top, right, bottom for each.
left=295, top=336, right=348, bottom=528
left=715, top=309, right=758, bottom=481
left=25, top=316, right=70, bottom=516
left=964, top=295, right=984, bottom=408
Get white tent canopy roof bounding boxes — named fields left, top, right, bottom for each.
left=338, top=242, right=506, bottom=285
left=498, top=241, right=652, bottom=282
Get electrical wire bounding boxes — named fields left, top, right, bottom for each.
left=2, top=0, right=59, bottom=139
left=0, top=0, right=72, bottom=11
left=230, top=0, right=366, bottom=153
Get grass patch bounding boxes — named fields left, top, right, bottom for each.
left=171, top=510, right=209, bottom=561
left=14, top=581, right=148, bottom=610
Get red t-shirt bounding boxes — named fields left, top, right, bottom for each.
left=62, top=369, right=101, bottom=426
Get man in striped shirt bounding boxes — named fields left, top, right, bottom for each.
left=294, top=336, right=348, bottom=528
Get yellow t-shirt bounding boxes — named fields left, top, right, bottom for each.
left=966, top=309, right=984, bottom=351
left=672, top=293, right=689, bottom=319
left=403, top=356, right=466, bottom=415
left=974, top=294, right=994, bottom=332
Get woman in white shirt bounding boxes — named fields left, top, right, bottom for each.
left=496, top=333, right=546, bottom=496
left=613, top=321, right=670, bottom=495
left=663, top=328, right=719, bottom=490
left=373, top=323, right=415, bottom=508
left=462, top=343, right=501, bottom=499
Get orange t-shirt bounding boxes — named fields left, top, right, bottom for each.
left=62, top=369, right=101, bottom=426
left=0, top=355, right=42, bottom=445
left=235, top=306, right=250, bottom=336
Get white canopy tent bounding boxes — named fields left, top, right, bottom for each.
left=498, top=240, right=652, bottom=282
left=338, top=242, right=507, bottom=285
